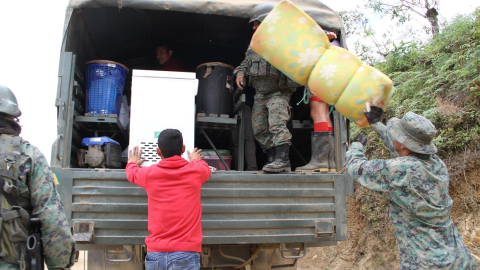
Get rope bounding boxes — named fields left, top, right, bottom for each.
left=296, top=87, right=335, bottom=117
left=296, top=87, right=312, bottom=105
left=328, top=105, right=334, bottom=115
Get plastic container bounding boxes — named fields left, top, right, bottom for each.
left=202, top=149, right=232, bottom=171
left=196, top=62, right=234, bottom=116
left=85, top=60, right=129, bottom=116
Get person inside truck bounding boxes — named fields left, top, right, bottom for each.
left=0, top=85, right=76, bottom=269
left=126, top=129, right=211, bottom=269
left=155, top=42, right=184, bottom=72
left=346, top=103, right=478, bottom=269
left=231, top=84, right=257, bottom=171
left=295, top=30, right=338, bottom=173
left=234, top=3, right=301, bottom=173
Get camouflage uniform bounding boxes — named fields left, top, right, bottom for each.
left=0, top=134, right=75, bottom=269
left=234, top=48, right=299, bottom=150
left=346, top=115, right=477, bottom=269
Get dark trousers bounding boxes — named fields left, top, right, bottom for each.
left=232, top=105, right=258, bottom=171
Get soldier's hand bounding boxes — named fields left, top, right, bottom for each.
left=353, top=133, right=367, bottom=146
left=128, top=146, right=146, bottom=166
left=364, top=100, right=384, bottom=125
left=236, top=75, right=244, bottom=90
left=325, top=31, right=337, bottom=40
left=188, top=147, right=204, bottom=161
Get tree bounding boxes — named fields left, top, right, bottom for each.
left=339, top=10, right=395, bottom=65
left=366, top=0, right=440, bottom=35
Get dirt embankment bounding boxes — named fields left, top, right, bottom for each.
left=298, top=150, right=480, bottom=270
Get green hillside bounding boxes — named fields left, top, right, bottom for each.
left=349, top=8, right=480, bottom=237
left=354, top=8, right=480, bottom=160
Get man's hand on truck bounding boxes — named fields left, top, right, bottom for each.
left=128, top=145, right=146, bottom=166
left=188, top=147, right=204, bottom=161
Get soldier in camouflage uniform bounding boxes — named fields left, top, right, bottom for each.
left=234, top=3, right=300, bottom=173
left=0, top=85, right=75, bottom=269
left=346, top=105, right=477, bottom=269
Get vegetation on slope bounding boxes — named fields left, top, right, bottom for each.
left=351, top=7, right=480, bottom=235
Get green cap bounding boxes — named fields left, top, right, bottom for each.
left=387, top=112, right=437, bottom=154
left=0, top=85, right=21, bottom=117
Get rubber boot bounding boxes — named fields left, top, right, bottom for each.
left=263, top=144, right=291, bottom=173
left=295, top=132, right=329, bottom=172
left=328, top=132, right=336, bottom=172
left=261, top=147, right=276, bottom=171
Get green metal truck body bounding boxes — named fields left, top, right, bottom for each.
left=52, top=1, right=352, bottom=269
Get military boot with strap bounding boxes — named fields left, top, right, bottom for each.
left=328, top=132, right=336, bottom=172
left=261, top=147, right=276, bottom=171
left=295, top=132, right=329, bottom=172
left=263, top=144, right=291, bottom=173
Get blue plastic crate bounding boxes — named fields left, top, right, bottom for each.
left=85, top=61, right=128, bottom=116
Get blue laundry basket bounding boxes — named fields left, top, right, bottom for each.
left=85, top=60, right=129, bottom=116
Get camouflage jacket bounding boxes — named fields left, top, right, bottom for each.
left=346, top=123, right=478, bottom=270
left=0, top=134, right=75, bottom=269
left=234, top=48, right=301, bottom=94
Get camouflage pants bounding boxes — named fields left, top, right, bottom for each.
left=252, top=94, right=292, bottom=150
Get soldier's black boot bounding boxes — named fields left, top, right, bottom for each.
left=261, top=147, right=276, bottom=171
left=328, top=132, right=336, bottom=172
left=266, top=147, right=276, bottom=164
left=295, top=132, right=329, bottom=172
left=263, top=144, right=291, bottom=173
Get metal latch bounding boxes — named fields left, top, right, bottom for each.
left=279, top=243, right=306, bottom=259
left=73, top=221, right=95, bottom=242
left=315, top=220, right=335, bottom=239
left=201, top=246, right=211, bottom=267
left=106, top=245, right=133, bottom=262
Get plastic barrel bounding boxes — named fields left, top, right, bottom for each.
left=196, top=62, right=234, bottom=116
left=85, top=60, right=129, bottom=116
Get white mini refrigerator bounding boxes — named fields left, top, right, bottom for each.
left=130, top=70, right=198, bottom=166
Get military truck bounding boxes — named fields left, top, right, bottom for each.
left=51, top=0, right=353, bottom=269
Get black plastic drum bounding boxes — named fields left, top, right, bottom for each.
left=196, top=62, right=234, bottom=116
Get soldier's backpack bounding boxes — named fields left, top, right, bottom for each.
left=0, top=135, right=33, bottom=266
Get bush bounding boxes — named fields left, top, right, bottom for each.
left=353, top=9, right=480, bottom=158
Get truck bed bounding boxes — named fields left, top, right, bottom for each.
left=54, top=168, right=350, bottom=246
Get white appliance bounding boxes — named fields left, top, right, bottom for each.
left=130, top=70, right=198, bottom=166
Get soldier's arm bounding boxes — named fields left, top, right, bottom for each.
left=346, top=142, right=394, bottom=192
left=26, top=145, right=75, bottom=269
left=234, top=50, right=249, bottom=78
left=234, top=59, right=248, bottom=78
left=371, top=122, right=398, bottom=157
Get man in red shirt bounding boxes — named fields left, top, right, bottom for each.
left=126, top=129, right=211, bottom=270
left=156, top=42, right=185, bottom=72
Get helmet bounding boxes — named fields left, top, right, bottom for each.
left=249, top=3, right=275, bottom=23
left=0, top=85, right=21, bottom=117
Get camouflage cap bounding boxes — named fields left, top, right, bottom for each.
left=387, top=112, right=437, bottom=154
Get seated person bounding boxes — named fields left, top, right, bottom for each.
left=156, top=42, right=184, bottom=71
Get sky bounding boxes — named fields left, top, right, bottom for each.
left=0, top=0, right=477, bottom=163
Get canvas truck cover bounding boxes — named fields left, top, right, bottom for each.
left=67, top=0, right=345, bottom=31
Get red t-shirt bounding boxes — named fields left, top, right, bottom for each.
left=126, top=156, right=211, bottom=252
left=161, top=58, right=184, bottom=72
